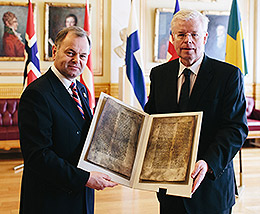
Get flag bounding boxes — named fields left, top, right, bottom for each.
left=124, top=0, right=147, bottom=110
left=225, top=0, right=248, bottom=75
left=80, top=0, right=95, bottom=112
left=166, top=0, right=180, bottom=61
left=23, top=0, right=41, bottom=87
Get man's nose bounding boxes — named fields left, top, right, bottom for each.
left=183, top=34, right=192, bottom=42
left=72, top=54, right=80, bottom=63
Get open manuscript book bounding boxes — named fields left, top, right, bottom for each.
left=78, top=93, right=202, bottom=198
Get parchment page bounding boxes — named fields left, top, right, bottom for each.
left=85, top=98, right=145, bottom=179
left=140, top=116, right=196, bottom=182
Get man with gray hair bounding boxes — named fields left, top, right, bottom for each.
left=18, top=26, right=117, bottom=214
left=145, top=9, right=248, bottom=214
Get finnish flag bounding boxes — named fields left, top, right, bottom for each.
left=124, top=0, right=147, bottom=110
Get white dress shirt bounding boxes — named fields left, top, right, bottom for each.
left=177, top=55, right=204, bottom=102
left=51, top=65, right=83, bottom=106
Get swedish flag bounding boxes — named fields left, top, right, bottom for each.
left=225, top=0, right=248, bottom=75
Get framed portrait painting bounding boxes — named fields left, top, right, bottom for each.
left=0, top=2, right=30, bottom=61
left=44, top=3, right=86, bottom=61
left=153, top=8, right=173, bottom=63
left=203, top=11, right=229, bottom=61
left=44, top=1, right=103, bottom=76
left=153, top=8, right=230, bottom=63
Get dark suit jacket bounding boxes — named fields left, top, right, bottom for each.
left=145, top=55, right=248, bottom=213
left=18, top=68, right=94, bottom=214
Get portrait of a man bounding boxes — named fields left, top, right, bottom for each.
left=45, top=3, right=85, bottom=60
left=2, top=11, right=25, bottom=57
left=0, top=3, right=27, bottom=60
left=204, top=13, right=229, bottom=61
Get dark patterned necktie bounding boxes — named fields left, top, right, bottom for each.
left=179, top=68, right=191, bottom=112
left=70, top=82, right=85, bottom=119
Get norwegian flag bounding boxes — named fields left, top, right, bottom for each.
left=166, top=0, right=180, bottom=61
left=23, top=0, right=41, bottom=87
left=80, top=0, right=95, bottom=112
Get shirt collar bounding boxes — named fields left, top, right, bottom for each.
left=51, top=64, right=76, bottom=90
left=178, top=54, right=204, bottom=77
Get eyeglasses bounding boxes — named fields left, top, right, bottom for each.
left=174, top=33, right=201, bottom=40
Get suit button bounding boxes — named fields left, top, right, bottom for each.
left=76, top=131, right=81, bottom=135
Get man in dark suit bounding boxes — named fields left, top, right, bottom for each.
left=145, top=9, right=248, bottom=214
left=18, top=26, right=117, bottom=214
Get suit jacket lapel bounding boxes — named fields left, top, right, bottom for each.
left=46, top=69, right=85, bottom=128
left=169, top=61, right=179, bottom=111
left=189, top=55, right=214, bottom=109
left=158, top=60, right=179, bottom=112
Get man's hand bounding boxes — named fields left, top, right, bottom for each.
left=86, top=171, right=118, bottom=190
left=191, top=160, right=208, bottom=194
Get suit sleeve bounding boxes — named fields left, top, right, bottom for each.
left=18, top=88, right=90, bottom=193
left=202, top=68, right=248, bottom=180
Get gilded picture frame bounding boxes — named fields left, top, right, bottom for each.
left=0, top=2, right=34, bottom=61
left=153, top=8, right=173, bottom=63
left=153, top=8, right=229, bottom=63
left=202, top=10, right=229, bottom=61
left=44, top=3, right=85, bottom=61
left=44, top=1, right=103, bottom=76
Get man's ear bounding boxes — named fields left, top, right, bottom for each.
left=52, top=45, right=57, bottom=60
left=171, top=33, right=175, bottom=42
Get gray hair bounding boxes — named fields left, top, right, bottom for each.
left=54, top=26, right=91, bottom=53
left=171, top=9, right=209, bottom=33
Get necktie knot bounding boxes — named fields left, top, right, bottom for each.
left=183, top=68, right=191, bottom=78
left=70, top=82, right=76, bottom=91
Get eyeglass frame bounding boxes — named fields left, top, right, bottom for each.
left=173, top=32, right=207, bottom=41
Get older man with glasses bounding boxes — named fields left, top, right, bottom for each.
left=145, top=9, right=248, bottom=214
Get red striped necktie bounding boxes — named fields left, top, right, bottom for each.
left=70, top=82, right=85, bottom=119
